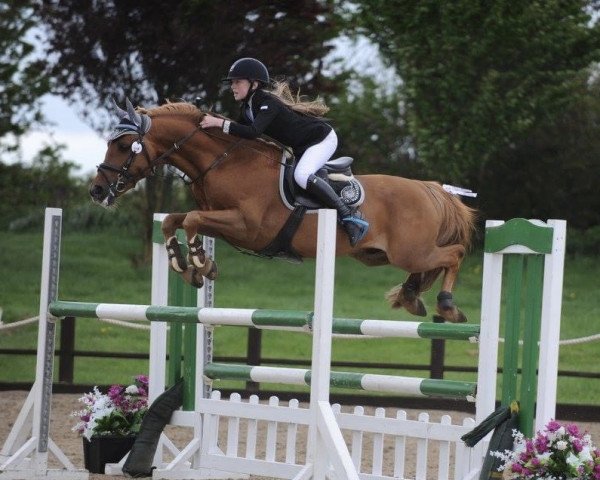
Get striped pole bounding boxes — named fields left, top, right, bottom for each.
left=203, top=363, right=477, bottom=401
left=48, top=302, right=479, bottom=341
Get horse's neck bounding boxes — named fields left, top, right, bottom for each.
left=153, top=123, right=221, bottom=179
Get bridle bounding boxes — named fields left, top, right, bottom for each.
left=97, top=124, right=204, bottom=197
left=97, top=134, right=156, bottom=196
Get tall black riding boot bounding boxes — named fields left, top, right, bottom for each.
left=305, top=174, right=369, bottom=246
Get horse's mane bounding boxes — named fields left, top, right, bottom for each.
left=139, top=102, right=284, bottom=155
left=141, top=102, right=202, bottom=120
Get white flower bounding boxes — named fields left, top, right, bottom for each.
left=125, top=385, right=139, bottom=395
left=566, top=452, right=582, bottom=469
left=555, top=440, right=568, bottom=450
left=579, top=445, right=593, bottom=462
left=538, top=451, right=552, bottom=463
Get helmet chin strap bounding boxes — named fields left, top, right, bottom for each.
left=244, top=80, right=260, bottom=102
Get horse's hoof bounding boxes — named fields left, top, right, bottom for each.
left=205, top=260, right=218, bottom=280
left=436, top=291, right=467, bottom=323
left=405, top=298, right=427, bottom=317
left=414, top=300, right=427, bottom=317
left=182, top=267, right=204, bottom=289
left=436, top=305, right=467, bottom=323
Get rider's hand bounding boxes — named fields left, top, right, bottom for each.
left=200, top=114, right=224, bottom=129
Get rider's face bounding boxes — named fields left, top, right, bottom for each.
left=231, top=79, right=253, bottom=101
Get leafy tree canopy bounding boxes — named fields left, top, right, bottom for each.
left=0, top=0, right=51, bottom=151
left=35, top=0, right=341, bottom=131
left=352, top=0, right=600, bottom=182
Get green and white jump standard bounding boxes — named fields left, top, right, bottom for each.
left=0, top=208, right=566, bottom=480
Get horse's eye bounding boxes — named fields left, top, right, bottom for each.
left=117, top=142, right=129, bottom=152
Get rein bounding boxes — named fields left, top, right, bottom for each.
left=185, top=135, right=246, bottom=185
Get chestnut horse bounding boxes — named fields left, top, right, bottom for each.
left=90, top=101, right=475, bottom=323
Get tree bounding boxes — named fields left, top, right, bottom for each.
left=327, top=75, right=418, bottom=177
left=478, top=77, right=600, bottom=230
left=352, top=1, right=600, bottom=184
left=0, top=0, right=51, bottom=152
left=35, top=0, right=341, bottom=127
left=0, top=144, right=87, bottom=229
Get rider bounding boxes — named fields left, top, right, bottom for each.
left=200, top=57, right=369, bottom=247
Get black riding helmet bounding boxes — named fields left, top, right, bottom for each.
left=223, top=57, right=269, bottom=85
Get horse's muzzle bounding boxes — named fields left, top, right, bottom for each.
left=89, top=184, right=115, bottom=207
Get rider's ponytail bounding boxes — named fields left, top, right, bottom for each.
left=267, top=81, right=329, bottom=117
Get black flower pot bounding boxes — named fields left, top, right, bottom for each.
left=82, top=434, right=136, bottom=474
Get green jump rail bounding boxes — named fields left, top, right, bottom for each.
left=48, top=300, right=480, bottom=341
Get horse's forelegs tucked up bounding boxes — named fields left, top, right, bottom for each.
left=164, top=235, right=205, bottom=288
left=386, top=273, right=427, bottom=317
left=187, top=234, right=218, bottom=280
left=162, top=213, right=205, bottom=288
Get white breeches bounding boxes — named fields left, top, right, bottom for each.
left=293, top=129, right=338, bottom=189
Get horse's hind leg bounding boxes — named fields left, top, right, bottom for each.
left=436, top=271, right=467, bottom=323
left=434, top=245, right=467, bottom=323
left=386, top=273, right=427, bottom=317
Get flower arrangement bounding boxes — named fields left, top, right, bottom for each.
left=491, top=420, right=600, bottom=479
left=71, top=374, right=149, bottom=440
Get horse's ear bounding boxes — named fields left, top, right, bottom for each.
left=139, top=115, right=151, bottom=134
left=112, top=97, right=128, bottom=118
left=125, top=97, right=143, bottom=127
left=124, top=97, right=152, bottom=134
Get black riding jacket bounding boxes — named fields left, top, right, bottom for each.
left=227, top=89, right=332, bottom=157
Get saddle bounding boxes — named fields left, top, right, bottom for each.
left=279, top=154, right=365, bottom=211
left=255, top=154, right=366, bottom=263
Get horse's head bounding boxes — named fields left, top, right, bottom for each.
left=90, top=99, right=154, bottom=207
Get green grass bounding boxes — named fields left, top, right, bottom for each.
left=0, top=222, right=599, bottom=406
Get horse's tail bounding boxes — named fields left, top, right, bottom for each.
left=419, top=182, right=477, bottom=292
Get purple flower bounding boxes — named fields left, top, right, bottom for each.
left=573, top=438, right=583, bottom=453
left=534, top=435, right=549, bottom=453
left=566, top=424, right=580, bottom=437
left=108, top=385, right=124, bottom=401
left=546, top=420, right=561, bottom=432
left=519, top=452, right=530, bottom=462
left=525, top=439, right=535, bottom=454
